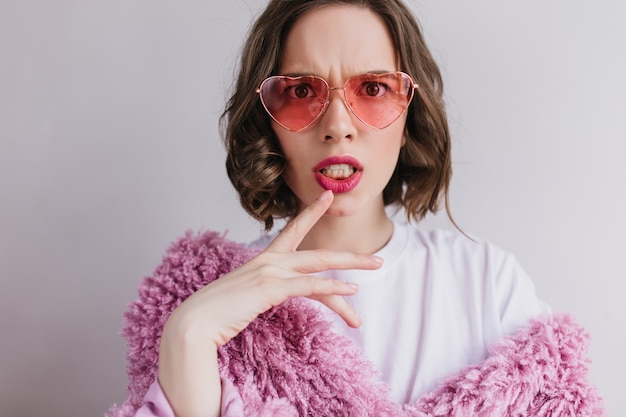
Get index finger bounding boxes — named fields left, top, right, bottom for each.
left=266, top=190, right=333, bottom=253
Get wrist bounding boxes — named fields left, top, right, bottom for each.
left=158, top=309, right=222, bottom=417
left=162, top=309, right=220, bottom=352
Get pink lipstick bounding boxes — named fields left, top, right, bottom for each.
left=314, top=156, right=363, bottom=193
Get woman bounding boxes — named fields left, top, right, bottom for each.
left=108, top=1, right=604, bottom=416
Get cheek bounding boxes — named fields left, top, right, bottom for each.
left=278, top=142, right=301, bottom=174
left=274, top=136, right=306, bottom=188
left=376, top=126, right=406, bottom=177
left=384, top=124, right=407, bottom=157
left=272, top=123, right=301, bottom=156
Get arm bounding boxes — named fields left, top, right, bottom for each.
left=156, top=190, right=381, bottom=417
left=495, top=253, right=551, bottom=335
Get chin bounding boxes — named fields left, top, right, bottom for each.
left=323, top=194, right=367, bottom=218
left=323, top=206, right=359, bottom=218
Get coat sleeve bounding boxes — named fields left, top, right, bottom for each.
left=404, top=314, right=606, bottom=417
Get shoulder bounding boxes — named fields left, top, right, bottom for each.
left=400, top=222, right=550, bottom=328
left=129, top=229, right=259, bottom=323
left=403, top=223, right=531, bottom=292
left=127, top=229, right=260, bottom=340
left=119, top=230, right=260, bottom=408
left=402, top=222, right=514, bottom=274
left=154, top=230, right=260, bottom=282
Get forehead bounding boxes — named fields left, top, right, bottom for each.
left=279, top=5, right=398, bottom=78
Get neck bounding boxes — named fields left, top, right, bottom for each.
left=297, top=199, right=394, bottom=255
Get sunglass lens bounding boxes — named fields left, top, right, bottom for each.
left=345, top=73, right=414, bottom=129
left=260, top=76, right=328, bottom=131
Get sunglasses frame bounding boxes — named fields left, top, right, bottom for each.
left=256, top=71, right=418, bottom=132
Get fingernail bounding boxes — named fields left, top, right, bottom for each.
left=317, top=190, right=332, bottom=201
left=369, top=255, right=384, bottom=264
left=347, top=282, right=358, bottom=291
left=354, top=313, right=362, bottom=326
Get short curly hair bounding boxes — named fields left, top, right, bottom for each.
left=221, top=0, right=452, bottom=231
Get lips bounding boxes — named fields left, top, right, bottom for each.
left=314, top=156, right=363, bottom=193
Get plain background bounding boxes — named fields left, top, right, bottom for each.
left=1, top=0, right=624, bottom=416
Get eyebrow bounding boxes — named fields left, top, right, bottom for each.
left=280, top=69, right=395, bottom=78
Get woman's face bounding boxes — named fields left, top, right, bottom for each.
left=274, top=5, right=407, bottom=218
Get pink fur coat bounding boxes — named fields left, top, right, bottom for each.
left=107, top=231, right=605, bottom=416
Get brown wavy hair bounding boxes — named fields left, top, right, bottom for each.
left=221, top=0, right=452, bottom=231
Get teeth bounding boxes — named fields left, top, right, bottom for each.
left=320, top=163, right=356, bottom=180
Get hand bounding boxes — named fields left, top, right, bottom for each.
left=168, top=189, right=383, bottom=345
left=158, top=190, right=383, bottom=417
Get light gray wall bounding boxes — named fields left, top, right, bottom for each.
left=1, top=1, right=624, bottom=416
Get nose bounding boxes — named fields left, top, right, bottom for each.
left=319, top=89, right=357, bottom=142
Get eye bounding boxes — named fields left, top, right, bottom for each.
left=285, top=83, right=316, bottom=99
left=358, top=81, right=389, bottom=98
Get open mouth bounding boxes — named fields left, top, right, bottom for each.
left=319, top=163, right=358, bottom=180
left=314, top=156, right=363, bottom=193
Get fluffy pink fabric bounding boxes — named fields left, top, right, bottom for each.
left=106, top=231, right=605, bottom=417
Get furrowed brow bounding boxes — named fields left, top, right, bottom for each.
left=280, top=72, right=318, bottom=78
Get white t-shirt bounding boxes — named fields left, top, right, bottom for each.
left=252, top=220, right=550, bottom=404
